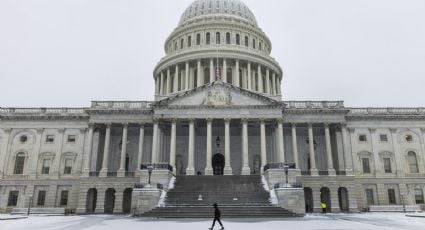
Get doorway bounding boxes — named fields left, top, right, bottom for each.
left=212, top=153, right=225, bottom=175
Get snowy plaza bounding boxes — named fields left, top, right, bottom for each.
left=1, top=213, right=425, bottom=230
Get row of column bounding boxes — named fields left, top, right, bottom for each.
left=155, top=59, right=282, bottom=97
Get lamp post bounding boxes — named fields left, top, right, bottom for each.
left=401, top=193, right=406, bottom=214
left=283, top=164, right=289, bottom=188
left=27, top=195, right=33, bottom=216
left=147, top=165, right=153, bottom=188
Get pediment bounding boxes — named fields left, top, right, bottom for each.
left=155, top=82, right=281, bottom=108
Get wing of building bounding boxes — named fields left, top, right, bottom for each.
left=1, top=0, right=424, bottom=216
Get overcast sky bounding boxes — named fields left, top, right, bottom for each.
left=1, top=0, right=424, bottom=108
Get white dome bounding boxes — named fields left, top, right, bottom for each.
left=179, top=0, right=258, bottom=27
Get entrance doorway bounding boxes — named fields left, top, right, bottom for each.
left=104, top=188, right=116, bottom=214
left=338, top=187, right=349, bottom=212
left=86, top=188, right=97, bottom=213
left=320, top=187, right=331, bottom=213
left=304, top=187, right=313, bottom=213
left=122, top=188, right=133, bottom=214
left=212, top=153, right=224, bottom=175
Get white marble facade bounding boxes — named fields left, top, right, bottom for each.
left=1, top=0, right=425, bottom=214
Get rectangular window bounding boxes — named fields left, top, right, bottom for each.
left=380, top=134, right=388, bottom=142
left=46, top=135, right=54, bottom=143
left=41, top=159, right=51, bottom=175
left=359, top=134, right=367, bottom=142
left=383, top=158, right=392, bottom=173
left=187, top=36, right=192, bottom=47
left=415, top=189, right=424, bottom=204
left=64, top=159, right=73, bottom=174
left=67, top=135, right=76, bottom=143
left=7, top=191, right=19, bottom=206
left=388, top=189, right=396, bottom=204
left=366, top=189, right=374, bottom=205
left=37, top=190, right=46, bottom=206
left=14, top=155, right=25, bottom=174
left=60, top=190, right=69, bottom=206
left=362, top=158, right=371, bottom=174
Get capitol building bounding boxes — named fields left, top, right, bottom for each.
left=1, top=0, right=424, bottom=216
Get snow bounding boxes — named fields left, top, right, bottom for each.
left=157, top=176, right=176, bottom=207
left=261, top=175, right=278, bottom=205
left=2, top=213, right=425, bottom=230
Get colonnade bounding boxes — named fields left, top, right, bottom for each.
left=155, top=58, right=282, bottom=97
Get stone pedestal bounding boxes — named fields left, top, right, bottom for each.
left=263, top=169, right=299, bottom=189
left=140, top=170, right=173, bottom=190
left=132, top=187, right=162, bottom=215
left=275, top=188, right=305, bottom=216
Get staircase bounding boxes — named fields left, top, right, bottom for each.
left=140, top=175, right=299, bottom=218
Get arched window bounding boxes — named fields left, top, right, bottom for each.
left=180, top=39, right=184, bottom=49
left=252, top=39, right=256, bottom=49
left=236, top=34, right=240, bottom=45
left=408, top=151, right=419, bottom=173
left=14, top=153, right=25, bottom=175
left=187, top=36, right=192, bottom=47
left=226, top=32, right=231, bottom=44
left=216, top=32, right=221, bottom=44
left=206, top=33, right=211, bottom=45
left=196, top=34, right=201, bottom=45
left=245, top=36, right=249, bottom=47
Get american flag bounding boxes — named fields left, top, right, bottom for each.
left=215, top=67, right=221, bottom=81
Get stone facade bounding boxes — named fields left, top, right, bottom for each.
left=1, top=0, right=424, bottom=215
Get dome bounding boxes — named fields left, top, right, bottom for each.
left=179, top=0, right=258, bottom=27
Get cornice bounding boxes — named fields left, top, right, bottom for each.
left=85, top=109, right=153, bottom=115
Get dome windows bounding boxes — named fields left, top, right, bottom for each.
left=252, top=39, right=256, bottom=49
left=196, top=34, right=201, bottom=45
left=236, top=34, right=240, bottom=45
left=226, top=33, right=231, bottom=44
left=216, top=32, right=221, bottom=44
left=188, top=36, right=192, bottom=47
left=180, top=39, right=184, bottom=49
left=206, top=32, right=211, bottom=45
left=245, top=36, right=249, bottom=47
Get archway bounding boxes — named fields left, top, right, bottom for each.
left=86, top=188, right=97, bottom=213
left=212, top=153, right=224, bottom=175
left=338, top=187, right=349, bottom=212
left=104, top=188, right=116, bottom=214
left=304, top=187, right=313, bottom=213
left=320, top=187, right=331, bottom=213
left=122, top=188, right=133, bottom=214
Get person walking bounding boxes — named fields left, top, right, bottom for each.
left=209, top=203, right=224, bottom=230
left=321, top=201, right=327, bottom=214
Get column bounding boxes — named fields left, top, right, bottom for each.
left=257, top=65, right=263, bottom=93
left=308, top=123, right=318, bottom=176
left=174, top=64, right=179, bottom=92
left=205, top=119, right=213, bottom=175
left=278, top=76, right=282, bottom=95
left=0, top=129, right=11, bottom=178
left=197, top=60, right=202, bottom=87
left=155, top=75, right=159, bottom=95
left=185, top=62, right=190, bottom=90
left=390, top=128, right=404, bottom=177
left=186, top=119, right=195, bottom=175
left=341, top=124, right=353, bottom=175
left=210, top=59, right=214, bottom=83
left=169, top=119, right=177, bottom=175
left=325, top=123, right=336, bottom=176
left=118, top=123, right=128, bottom=177
left=277, top=119, right=285, bottom=163
left=151, top=120, right=159, bottom=164
left=224, top=118, right=232, bottom=175
left=291, top=123, right=299, bottom=169
left=160, top=72, right=165, bottom=95
left=136, top=123, right=145, bottom=176
left=241, top=119, right=251, bottom=175
left=266, top=69, right=270, bottom=94
left=83, top=124, right=95, bottom=175
left=235, top=60, right=240, bottom=87
left=271, top=72, right=276, bottom=95
left=166, top=68, right=171, bottom=94
left=223, top=59, right=227, bottom=82
left=29, top=129, right=43, bottom=179
left=260, top=119, right=267, bottom=173
left=100, top=123, right=112, bottom=177
left=247, top=62, right=252, bottom=90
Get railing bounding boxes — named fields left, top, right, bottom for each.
left=0, top=108, right=86, bottom=115
left=91, top=101, right=152, bottom=109
left=133, top=183, right=163, bottom=189
left=349, top=108, right=425, bottom=115
left=134, top=183, right=144, bottom=189
left=89, top=171, right=99, bottom=177
left=336, top=171, right=347, bottom=176
left=125, top=172, right=135, bottom=177
left=140, top=163, right=173, bottom=172
left=263, top=162, right=296, bottom=172
left=274, top=182, right=303, bottom=189
left=107, top=172, right=117, bottom=177
left=284, top=101, right=344, bottom=109
left=319, top=171, right=329, bottom=176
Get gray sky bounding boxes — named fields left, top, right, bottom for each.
left=1, top=0, right=424, bottom=108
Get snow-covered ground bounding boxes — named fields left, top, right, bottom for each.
left=1, top=213, right=425, bottom=230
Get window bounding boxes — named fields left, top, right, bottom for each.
left=64, top=159, right=73, bottom=174
left=206, top=32, right=210, bottom=45
left=196, top=33, right=201, bottom=45
left=180, top=38, right=184, bottom=49
left=20, top=135, right=28, bottom=143
left=408, top=151, right=419, bottom=173
left=245, top=36, right=249, bottom=47
left=41, top=159, right=51, bottom=175
left=383, top=158, right=392, bottom=173
left=37, top=191, right=46, bottom=206
left=415, top=189, right=424, bottom=204
left=60, top=190, right=69, bottom=206
left=362, top=158, right=371, bottom=174
left=405, top=135, right=413, bottom=142
left=14, top=153, right=25, bottom=174
left=366, top=189, right=374, bottom=205
left=259, top=42, right=262, bottom=51
left=67, top=135, right=76, bottom=143
left=380, top=134, right=388, bottom=142
left=7, top=191, right=19, bottom=206
left=187, top=36, right=192, bottom=47
left=236, top=34, right=240, bottom=45
left=252, top=39, right=256, bottom=49
left=216, top=32, right=220, bottom=44
left=46, top=135, right=54, bottom=143
left=359, top=134, right=367, bottom=142
left=174, top=42, right=177, bottom=51
left=226, top=32, right=231, bottom=44
left=388, top=189, right=396, bottom=204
